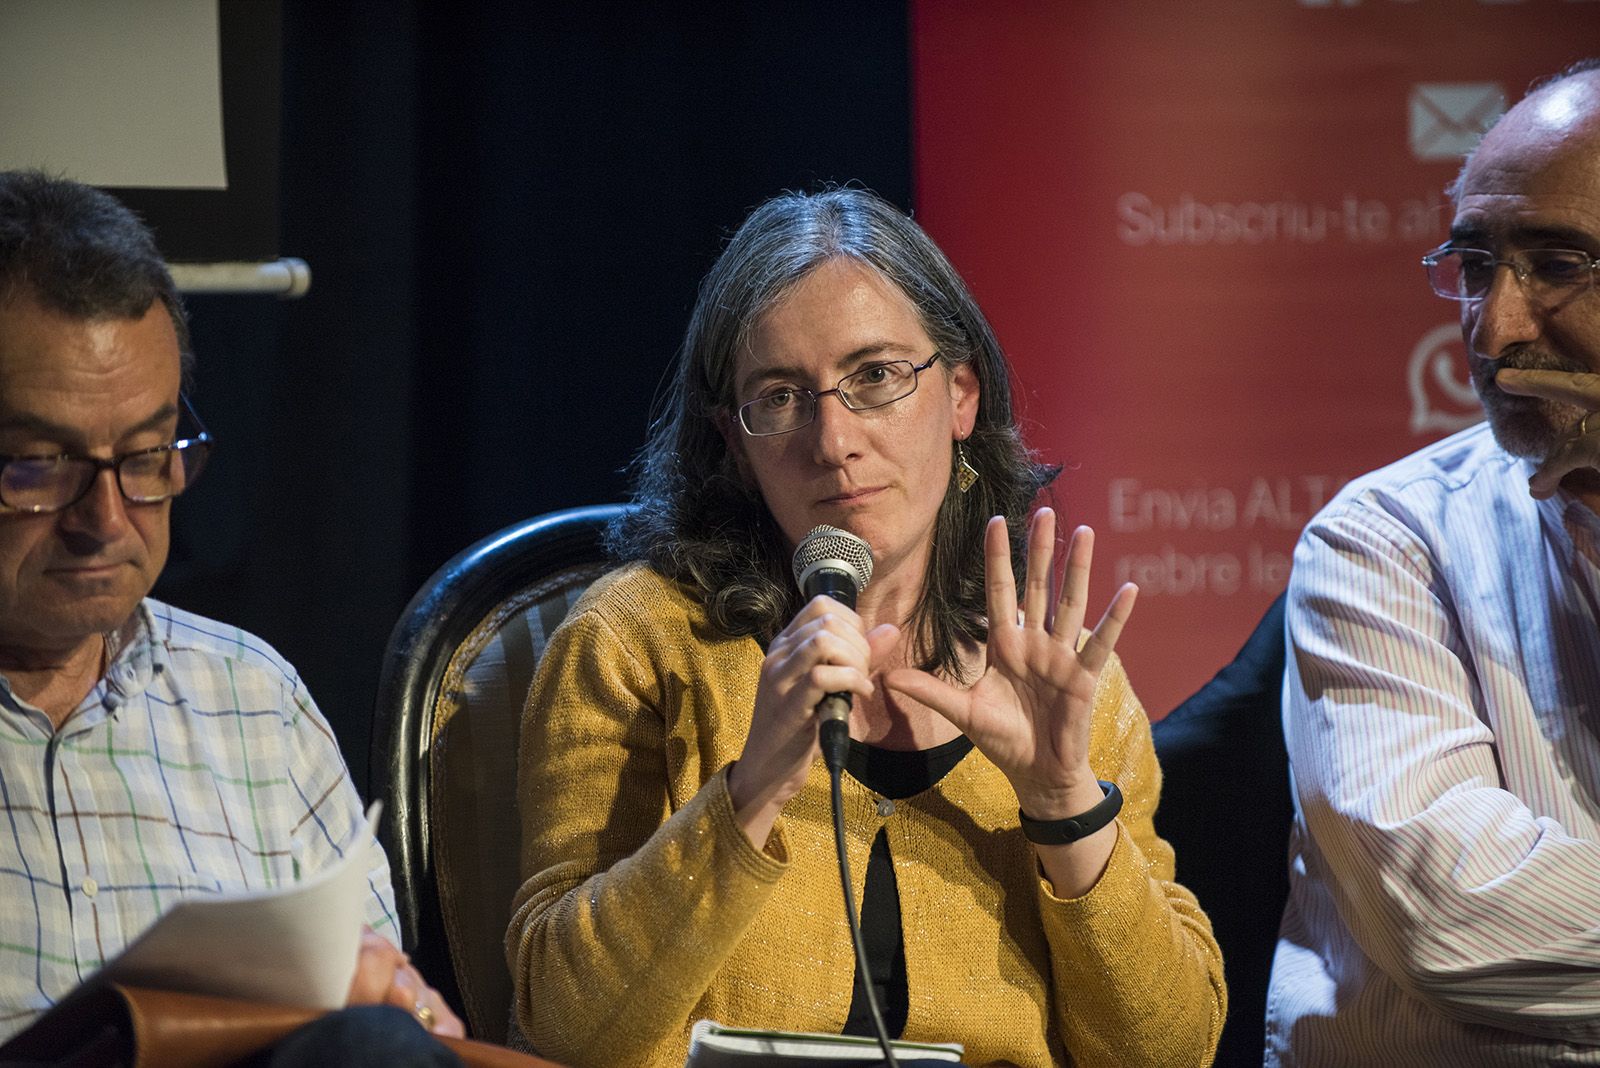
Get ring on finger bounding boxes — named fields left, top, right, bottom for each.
left=414, top=999, right=436, bottom=1030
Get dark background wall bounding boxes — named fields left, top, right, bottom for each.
left=152, top=1, right=912, bottom=792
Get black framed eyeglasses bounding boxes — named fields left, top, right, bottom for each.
left=1421, top=244, right=1600, bottom=304
left=0, top=394, right=214, bottom=514
left=737, top=352, right=942, bottom=437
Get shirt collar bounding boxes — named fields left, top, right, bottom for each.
left=0, top=600, right=165, bottom=732
left=103, top=601, right=166, bottom=710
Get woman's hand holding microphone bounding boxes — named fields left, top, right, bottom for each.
left=727, top=596, right=897, bottom=848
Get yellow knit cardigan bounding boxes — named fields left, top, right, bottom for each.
left=507, top=564, right=1225, bottom=1067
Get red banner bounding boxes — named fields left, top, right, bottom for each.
left=912, top=0, right=1600, bottom=714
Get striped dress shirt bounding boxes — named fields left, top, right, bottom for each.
left=1268, top=422, right=1600, bottom=1066
left=0, top=599, right=396, bottom=1041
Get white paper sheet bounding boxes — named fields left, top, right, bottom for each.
left=93, top=801, right=380, bottom=1010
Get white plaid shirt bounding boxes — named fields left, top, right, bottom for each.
left=0, top=599, right=396, bottom=1040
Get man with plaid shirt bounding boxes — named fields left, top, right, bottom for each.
left=0, top=171, right=463, bottom=1059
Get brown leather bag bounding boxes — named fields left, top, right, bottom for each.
left=0, top=983, right=558, bottom=1068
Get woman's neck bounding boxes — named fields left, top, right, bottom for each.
left=851, top=630, right=985, bottom=751
left=851, top=685, right=965, bottom=750
left=852, top=543, right=932, bottom=633
left=831, top=538, right=984, bottom=750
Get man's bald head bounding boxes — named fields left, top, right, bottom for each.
left=1453, top=61, right=1600, bottom=204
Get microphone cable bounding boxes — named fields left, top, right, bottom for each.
left=822, top=718, right=900, bottom=1068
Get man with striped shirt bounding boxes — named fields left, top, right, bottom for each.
left=0, top=172, right=463, bottom=1058
left=1267, top=60, right=1600, bottom=1066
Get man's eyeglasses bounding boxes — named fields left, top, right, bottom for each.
left=0, top=395, right=214, bottom=514
left=737, top=353, right=942, bottom=437
left=1421, top=245, right=1600, bottom=304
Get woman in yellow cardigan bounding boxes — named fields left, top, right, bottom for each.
left=507, top=188, right=1225, bottom=1067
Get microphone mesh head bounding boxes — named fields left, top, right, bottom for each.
left=791, top=525, right=874, bottom=592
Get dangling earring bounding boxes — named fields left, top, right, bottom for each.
left=955, top=439, right=980, bottom=493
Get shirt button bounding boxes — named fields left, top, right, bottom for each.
left=81, top=878, right=99, bottom=898
left=876, top=799, right=895, bottom=818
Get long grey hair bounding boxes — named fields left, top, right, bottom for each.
left=608, top=187, right=1056, bottom=677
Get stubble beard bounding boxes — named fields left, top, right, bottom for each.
left=1472, top=344, right=1589, bottom=460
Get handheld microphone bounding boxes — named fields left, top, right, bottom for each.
left=790, top=525, right=874, bottom=773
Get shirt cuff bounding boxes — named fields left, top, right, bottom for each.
left=705, top=763, right=791, bottom=876
left=1037, top=820, right=1150, bottom=930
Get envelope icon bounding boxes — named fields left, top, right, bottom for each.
left=1409, top=83, right=1505, bottom=161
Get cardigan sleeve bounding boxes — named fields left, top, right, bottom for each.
left=505, top=597, right=787, bottom=1068
left=1037, top=653, right=1228, bottom=1068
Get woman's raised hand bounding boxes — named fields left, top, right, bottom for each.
left=727, top=595, right=898, bottom=846
left=884, top=509, right=1136, bottom=824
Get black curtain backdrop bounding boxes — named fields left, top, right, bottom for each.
left=152, top=2, right=912, bottom=791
